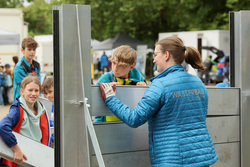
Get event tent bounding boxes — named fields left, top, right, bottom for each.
left=0, top=28, right=20, bottom=45
left=93, top=32, right=152, bottom=50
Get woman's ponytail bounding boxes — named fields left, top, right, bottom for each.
left=185, top=46, right=205, bottom=70
left=156, top=36, right=205, bottom=71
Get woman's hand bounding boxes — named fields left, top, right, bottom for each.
left=99, top=83, right=116, bottom=100
left=11, top=144, right=27, bottom=164
left=136, top=82, right=147, bottom=86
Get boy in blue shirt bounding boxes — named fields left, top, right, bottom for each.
left=13, top=37, right=40, bottom=101
left=95, top=45, right=146, bottom=122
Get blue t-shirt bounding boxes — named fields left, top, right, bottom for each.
left=100, top=54, right=108, bottom=67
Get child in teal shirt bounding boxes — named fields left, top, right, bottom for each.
left=95, top=45, right=146, bottom=122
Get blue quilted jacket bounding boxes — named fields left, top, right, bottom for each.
left=105, top=64, right=218, bottom=166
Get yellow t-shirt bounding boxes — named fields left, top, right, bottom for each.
left=106, top=77, right=137, bottom=122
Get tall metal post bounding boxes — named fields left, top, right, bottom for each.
left=231, top=10, right=250, bottom=167
left=53, top=4, right=91, bottom=167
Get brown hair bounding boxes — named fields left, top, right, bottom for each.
left=109, top=45, right=137, bottom=66
left=42, top=78, right=53, bottom=94
left=156, top=36, right=205, bottom=70
left=21, top=37, right=38, bottom=50
left=12, top=56, right=19, bottom=65
left=20, top=74, right=41, bottom=91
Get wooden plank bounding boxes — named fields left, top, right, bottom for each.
left=0, top=132, right=54, bottom=167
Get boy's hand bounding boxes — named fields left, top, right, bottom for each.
left=110, top=82, right=121, bottom=86
left=136, top=82, right=147, bottom=86
left=11, top=144, right=28, bottom=164
left=99, top=83, right=116, bottom=100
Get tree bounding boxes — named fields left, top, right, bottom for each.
left=2, top=0, right=249, bottom=43
left=22, top=0, right=53, bottom=36
left=0, top=0, right=27, bottom=8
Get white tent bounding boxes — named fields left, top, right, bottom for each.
left=93, top=32, right=152, bottom=50
left=0, top=28, right=20, bottom=45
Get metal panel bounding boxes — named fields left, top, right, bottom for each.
left=232, top=11, right=250, bottom=167
left=91, top=85, right=147, bottom=116
left=91, top=151, right=150, bottom=167
left=92, top=116, right=239, bottom=154
left=233, top=12, right=241, bottom=88
left=0, top=132, right=54, bottom=167
left=212, top=142, right=240, bottom=167
left=93, top=123, right=148, bottom=154
left=38, top=97, right=52, bottom=119
left=206, top=116, right=240, bottom=144
left=57, top=4, right=91, bottom=167
left=91, top=86, right=240, bottom=116
left=92, top=143, right=240, bottom=167
left=207, top=88, right=240, bottom=115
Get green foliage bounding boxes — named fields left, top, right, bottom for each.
left=0, top=0, right=25, bottom=8
left=1, top=0, right=250, bottom=43
left=22, top=0, right=52, bottom=36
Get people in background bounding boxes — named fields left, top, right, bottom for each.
left=199, top=55, right=216, bottom=85
left=12, top=56, right=19, bottom=67
left=100, top=51, right=108, bottom=73
left=12, top=56, right=19, bottom=80
left=97, top=58, right=101, bottom=72
left=107, top=56, right=112, bottom=72
left=223, top=56, right=230, bottom=82
left=0, top=66, right=5, bottom=105
left=3, top=64, right=12, bottom=105
left=215, top=67, right=230, bottom=88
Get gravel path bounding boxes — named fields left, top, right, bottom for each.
left=0, top=104, right=11, bottom=121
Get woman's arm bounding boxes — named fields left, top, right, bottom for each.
left=105, top=80, right=164, bottom=127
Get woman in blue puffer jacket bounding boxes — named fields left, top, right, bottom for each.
left=99, top=36, right=218, bottom=167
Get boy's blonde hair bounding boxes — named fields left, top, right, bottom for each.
left=42, top=78, right=53, bottom=94
left=22, top=37, right=38, bottom=50
left=20, top=74, right=41, bottom=91
left=109, top=45, right=137, bottom=66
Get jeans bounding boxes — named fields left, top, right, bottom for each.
left=0, top=87, right=4, bottom=105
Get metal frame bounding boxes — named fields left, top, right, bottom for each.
left=53, top=4, right=105, bottom=167
left=52, top=6, right=61, bottom=167
left=231, top=10, right=250, bottom=167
